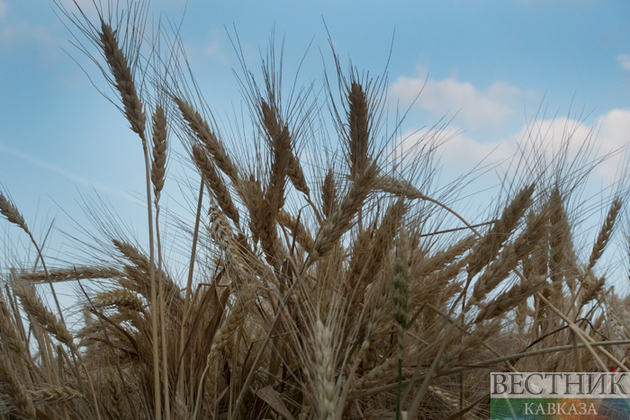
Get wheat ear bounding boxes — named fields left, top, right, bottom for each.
left=0, top=193, right=27, bottom=231
left=587, top=198, right=622, bottom=271
left=0, top=296, right=28, bottom=356
left=175, top=96, right=239, bottom=184
left=151, top=105, right=168, bottom=201
left=310, top=163, right=378, bottom=263
left=0, top=194, right=65, bottom=323
left=93, top=289, right=145, bottom=312
left=12, top=279, right=77, bottom=354
left=261, top=98, right=309, bottom=195
left=99, top=20, right=146, bottom=137
left=321, top=169, right=337, bottom=218
left=312, top=319, right=335, bottom=420
left=470, top=209, right=548, bottom=305
left=475, top=275, right=547, bottom=322
left=30, top=386, right=85, bottom=405
left=278, top=209, right=314, bottom=251
left=19, top=267, right=122, bottom=283
left=0, top=352, right=36, bottom=419
left=192, top=144, right=239, bottom=225
left=208, top=202, right=245, bottom=272
left=348, top=81, right=371, bottom=180
left=467, top=183, right=535, bottom=280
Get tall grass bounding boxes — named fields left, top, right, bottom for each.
left=0, top=2, right=629, bottom=419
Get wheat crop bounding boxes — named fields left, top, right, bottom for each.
left=0, top=2, right=629, bottom=419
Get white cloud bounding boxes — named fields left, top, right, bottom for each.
left=58, top=0, right=113, bottom=21
left=0, top=20, right=59, bottom=52
left=594, top=109, right=630, bottom=181
left=394, top=109, right=630, bottom=185
left=202, top=37, right=228, bottom=64
left=393, top=126, right=513, bottom=179
left=597, top=109, right=630, bottom=151
left=183, top=30, right=229, bottom=65
left=514, top=116, right=595, bottom=159
left=390, top=72, right=525, bottom=129
left=0, top=0, right=7, bottom=20
left=617, top=54, right=630, bottom=71
left=514, top=111, right=630, bottom=181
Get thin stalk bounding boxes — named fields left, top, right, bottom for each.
left=356, top=339, right=630, bottom=399
left=26, top=233, right=65, bottom=324
left=156, top=204, right=170, bottom=420
left=177, top=180, right=204, bottom=399
left=141, top=134, right=161, bottom=419
left=396, top=358, right=402, bottom=420
left=535, top=292, right=627, bottom=372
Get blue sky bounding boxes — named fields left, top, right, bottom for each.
left=1, top=0, right=630, bottom=289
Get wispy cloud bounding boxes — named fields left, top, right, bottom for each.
left=390, top=71, right=527, bottom=129
left=617, top=54, right=630, bottom=71
left=0, top=142, right=134, bottom=202
left=0, top=21, right=55, bottom=49
left=183, top=29, right=229, bottom=65
left=0, top=0, right=7, bottom=20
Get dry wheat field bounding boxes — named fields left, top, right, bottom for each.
left=0, top=1, right=629, bottom=419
